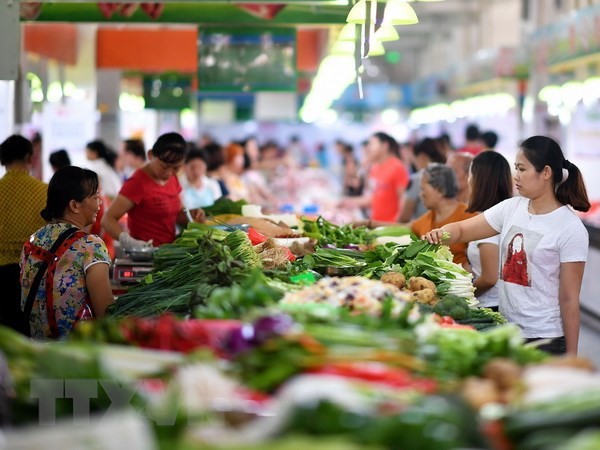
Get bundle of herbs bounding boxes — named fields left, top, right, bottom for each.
left=301, top=216, right=369, bottom=248
left=108, top=237, right=250, bottom=318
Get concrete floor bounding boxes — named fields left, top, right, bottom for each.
left=579, top=314, right=600, bottom=368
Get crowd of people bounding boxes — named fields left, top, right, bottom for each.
left=0, top=124, right=591, bottom=356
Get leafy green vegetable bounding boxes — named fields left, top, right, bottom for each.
left=367, top=225, right=414, bottom=239
left=299, top=248, right=366, bottom=271
left=418, top=324, right=547, bottom=380
left=300, top=216, right=369, bottom=247
left=202, top=197, right=247, bottom=216
left=193, top=270, right=284, bottom=319
left=433, top=294, right=471, bottom=320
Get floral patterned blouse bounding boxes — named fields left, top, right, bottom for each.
left=20, top=222, right=110, bottom=340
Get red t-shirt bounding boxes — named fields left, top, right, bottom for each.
left=457, top=144, right=483, bottom=156
left=119, top=169, right=182, bottom=247
left=368, top=156, right=409, bottom=222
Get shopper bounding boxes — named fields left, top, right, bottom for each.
left=363, top=164, right=475, bottom=266
left=49, top=149, right=71, bottom=173
left=0, top=135, right=47, bottom=333
left=400, top=138, right=446, bottom=222
left=120, top=138, right=146, bottom=180
left=340, top=132, right=409, bottom=221
left=222, top=142, right=250, bottom=202
left=410, top=164, right=477, bottom=266
left=482, top=131, right=499, bottom=151
left=242, top=137, right=279, bottom=210
left=457, top=123, right=483, bottom=156
left=204, top=142, right=230, bottom=197
left=180, top=148, right=222, bottom=209
left=447, top=152, right=473, bottom=204
left=423, top=136, right=590, bottom=355
left=102, top=132, right=205, bottom=250
left=85, top=140, right=122, bottom=199
left=20, top=167, right=113, bottom=340
left=466, top=151, right=513, bottom=310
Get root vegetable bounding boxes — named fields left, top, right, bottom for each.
left=408, top=276, right=437, bottom=294
left=483, top=358, right=523, bottom=391
left=380, top=272, right=406, bottom=289
left=411, top=288, right=436, bottom=305
left=461, top=377, right=500, bottom=410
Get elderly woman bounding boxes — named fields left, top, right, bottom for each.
left=0, top=135, right=47, bottom=333
left=366, top=164, right=476, bottom=266
left=20, top=166, right=114, bottom=340
left=410, top=164, right=477, bottom=266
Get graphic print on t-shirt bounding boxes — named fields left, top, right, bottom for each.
left=500, top=225, right=542, bottom=287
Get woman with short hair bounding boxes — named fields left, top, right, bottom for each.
left=0, top=135, right=47, bottom=333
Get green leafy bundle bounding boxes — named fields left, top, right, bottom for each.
left=301, top=216, right=369, bottom=247
left=108, top=238, right=249, bottom=318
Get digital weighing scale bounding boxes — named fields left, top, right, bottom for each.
left=112, top=258, right=154, bottom=284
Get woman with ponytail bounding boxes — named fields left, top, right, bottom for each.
left=423, top=136, right=589, bottom=355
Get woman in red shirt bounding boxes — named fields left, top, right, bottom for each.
left=102, top=132, right=204, bottom=250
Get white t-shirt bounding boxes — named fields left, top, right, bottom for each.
left=484, top=196, right=588, bottom=338
left=467, top=235, right=500, bottom=308
left=179, top=175, right=223, bottom=209
left=85, top=159, right=123, bottom=199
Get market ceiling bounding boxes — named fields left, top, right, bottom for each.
left=26, top=0, right=484, bottom=84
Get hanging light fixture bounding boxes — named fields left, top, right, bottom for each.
left=366, top=40, right=386, bottom=56
left=347, top=0, right=418, bottom=26
left=382, top=0, right=418, bottom=25
left=346, top=0, right=369, bottom=24
left=374, top=24, right=400, bottom=41
left=332, top=39, right=385, bottom=56
left=338, top=23, right=399, bottom=42
left=338, top=23, right=360, bottom=41
left=343, top=0, right=419, bottom=99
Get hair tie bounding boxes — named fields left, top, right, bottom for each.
left=562, top=159, right=571, bottom=169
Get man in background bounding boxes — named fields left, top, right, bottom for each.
left=482, top=131, right=498, bottom=151
left=458, top=124, right=483, bottom=156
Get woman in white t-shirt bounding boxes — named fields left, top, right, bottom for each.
left=423, top=136, right=590, bottom=355
left=466, top=151, right=513, bottom=311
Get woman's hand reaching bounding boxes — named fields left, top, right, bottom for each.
left=190, top=208, right=206, bottom=223
left=422, top=228, right=449, bottom=245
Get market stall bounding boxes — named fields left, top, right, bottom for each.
left=2, top=210, right=600, bottom=449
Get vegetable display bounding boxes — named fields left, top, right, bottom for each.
left=2, top=216, right=598, bottom=449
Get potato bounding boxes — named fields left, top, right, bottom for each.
left=461, top=377, right=500, bottom=410
left=380, top=272, right=406, bottom=289
left=411, top=288, right=436, bottom=305
left=483, top=358, right=522, bottom=390
left=408, top=276, right=437, bottom=294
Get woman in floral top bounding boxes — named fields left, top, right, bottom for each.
left=20, top=167, right=113, bottom=340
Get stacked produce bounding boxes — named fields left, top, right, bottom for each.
left=2, top=213, right=599, bottom=448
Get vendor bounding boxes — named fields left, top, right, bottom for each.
left=101, top=132, right=205, bottom=251
left=20, top=167, right=114, bottom=340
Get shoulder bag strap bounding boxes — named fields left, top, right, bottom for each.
left=22, top=227, right=80, bottom=335
left=44, top=230, right=89, bottom=338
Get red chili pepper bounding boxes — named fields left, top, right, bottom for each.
left=283, top=246, right=296, bottom=262
left=248, top=227, right=267, bottom=245
left=308, top=362, right=437, bottom=393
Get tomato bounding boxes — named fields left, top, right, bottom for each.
left=248, top=227, right=267, bottom=245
